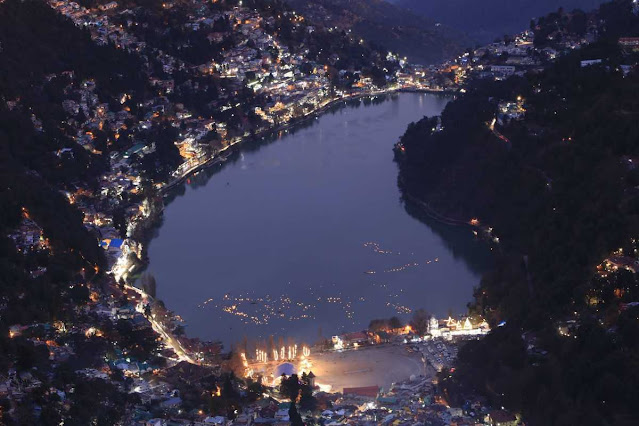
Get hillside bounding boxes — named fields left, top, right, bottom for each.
left=287, top=0, right=468, bottom=64
left=398, top=0, right=606, bottom=43
left=394, top=0, right=639, bottom=423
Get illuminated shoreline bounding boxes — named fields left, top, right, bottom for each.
left=109, top=88, right=456, bottom=365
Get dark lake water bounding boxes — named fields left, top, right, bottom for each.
left=147, top=93, right=491, bottom=348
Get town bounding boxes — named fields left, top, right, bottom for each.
left=1, top=0, right=638, bottom=424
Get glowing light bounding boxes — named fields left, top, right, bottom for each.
left=317, top=383, right=332, bottom=392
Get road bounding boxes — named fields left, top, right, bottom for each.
left=488, top=119, right=511, bottom=144
left=125, top=284, right=198, bottom=364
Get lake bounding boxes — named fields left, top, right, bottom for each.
left=146, top=93, right=490, bottom=348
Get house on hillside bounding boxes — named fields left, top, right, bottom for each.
left=485, top=410, right=519, bottom=426
left=343, top=385, right=380, bottom=400
left=99, top=1, right=118, bottom=11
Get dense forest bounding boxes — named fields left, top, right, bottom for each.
left=395, top=1, right=639, bottom=423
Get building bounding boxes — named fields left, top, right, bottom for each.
left=491, top=65, right=516, bottom=76
left=307, top=371, right=316, bottom=387
left=427, top=316, right=489, bottom=339
left=100, top=238, right=123, bottom=251
left=343, top=386, right=380, bottom=399
left=123, top=143, right=146, bottom=159
left=580, top=59, right=603, bottom=67
left=619, top=37, right=639, bottom=53
left=428, top=316, right=440, bottom=337
left=485, top=410, right=518, bottom=426
left=98, top=1, right=118, bottom=11
left=605, top=255, right=639, bottom=273
left=340, top=331, right=368, bottom=346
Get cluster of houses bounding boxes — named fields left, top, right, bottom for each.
left=49, top=0, right=147, bottom=51
left=603, top=255, right=639, bottom=274
left=307, top=376, right=516, bottom=426
left=332, top=316, right=490, bottom=351
left=1, top=285, right=176, bottom=413
left=129, top=371, right=518, bottom=425
left=401, top=20, right=597, bottom=92
left=7, top=208, right=49, bottom=255
left=495, top=97, right=527, bottom=126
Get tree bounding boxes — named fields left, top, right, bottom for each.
left=140, top=273, right=157, bottom=298
left=39, top=400, right=63, bottom=426
left=389, top=316, right=402, bottom=329
left=221, top=372, right=239, bottom=401
left=280, top=374, right=300, bottom=401
left=368, top=318, right=388, bottom=332
left=173, top=325, right=185, bottom=336
left=299, top=373, right=317, bottom=412
left=288, top=402, right=304, bottom=426
left=227, top=351, right=245, bottom=376
left=246, top=379, right=264, bottom=402
left=112, top=206, right=127, bottom=237
left=410, top=309, right=430, bottom=336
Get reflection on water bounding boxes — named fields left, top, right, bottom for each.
left=400, top=200, right=494, bottom=277
left=146, top=93, right=491, bottom=347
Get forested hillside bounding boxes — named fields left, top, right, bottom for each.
left=395, top=1, right=639, bottom=423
